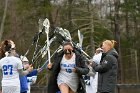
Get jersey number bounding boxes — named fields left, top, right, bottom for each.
left=3, top=65, right=13, bottom=75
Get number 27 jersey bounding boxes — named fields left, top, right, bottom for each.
left=0, top=56, right=23, bottom=86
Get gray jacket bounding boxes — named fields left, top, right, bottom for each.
left=93, top=48, right=118, bottom=93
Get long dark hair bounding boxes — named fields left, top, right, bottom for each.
left=0, top=40, right=14, bottom=58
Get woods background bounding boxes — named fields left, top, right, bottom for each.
left=0, top=0, right=140, bottom=93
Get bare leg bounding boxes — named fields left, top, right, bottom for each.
left=58, top=83, right=69, bottom=93
left=69, top=88, right=75, bottom=93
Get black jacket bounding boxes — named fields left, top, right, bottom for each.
left=93, top=48, right=118, bottom=93
left=47, top=50, right=89, bottom=93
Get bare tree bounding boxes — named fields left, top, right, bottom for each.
left=113, top=0, right=123, bottom=85
left=88, top=0, right=95, bottom=56
left=0, top=0, right=8, bottom=41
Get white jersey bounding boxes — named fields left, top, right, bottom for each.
left=86, top=53, right=102, bottom=93
left=0, top=56, right=23, bottom=86
left=57, top=53, right=79, bottom=92
left=92, top=52, right=102, bottom=64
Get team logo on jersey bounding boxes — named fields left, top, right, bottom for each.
left=104, top=60, right=108, bottom=64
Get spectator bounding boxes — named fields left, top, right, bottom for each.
left=92, top=40, right=118, bottom=93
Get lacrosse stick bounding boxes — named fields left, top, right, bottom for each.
left=22, top=19, right=44, bottom=62
left=31, top=19, right=44, bottom=64
left=77, top=30, right=83, bottom=48
left=54, top=27, right=91, bottom=60
left=40, top=45, right=63, bottom=70
left=43, top=18, right=51, bottom=64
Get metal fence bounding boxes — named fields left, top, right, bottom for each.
left=117, top=84, right=140, bottom=93
left=31, top=84, right=140, bottom=93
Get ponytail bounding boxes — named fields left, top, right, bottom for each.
left=103, top=40, right=117, bottom=49
left=0, top=40, right=15, bottom=58
left=110, top=40, right=117, bottom=48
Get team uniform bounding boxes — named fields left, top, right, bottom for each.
left=27, top=75, right=37, bottom=93
left=0, top=56, right=23, bottom=93
left=57, top=53, right=79, bottom=92
left=86, top=52, right=102, bottom=93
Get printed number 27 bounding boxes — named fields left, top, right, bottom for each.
left=3, top=65, right=13, bottom=75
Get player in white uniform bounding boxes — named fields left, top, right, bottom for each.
left=0, top=40, right=33, bottom=93
left=0, top=56, right=23, bottom=93
left=86, top=48, right=103, bottom=93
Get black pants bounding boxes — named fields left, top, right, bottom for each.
left=21, top=91, right=27, bottom=93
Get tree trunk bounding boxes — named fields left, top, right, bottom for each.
left=0, top=0, right=8, bottom=41
left=114, top=0, right=122, bottom=84
left=133, top=13, right=139, bottom=83
left=67, top=0, right=73, bottom=30
left=124, top=0, right=130, bottom=39
left=88, top=0, right=95, bottom=56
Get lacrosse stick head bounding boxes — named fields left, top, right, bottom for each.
left=38, top=19, right=44, bottom=32
left=64, top=29, right=72, bottom=41
left=78, top=30, right=83, bottom=48
left=54, top=27, right=72, bottom=44
left=43, top=18, right=50, bottom=33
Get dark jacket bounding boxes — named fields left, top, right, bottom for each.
left=93, top=48, right=118, bottom=93
left=47, top=50, right=89, bottom=93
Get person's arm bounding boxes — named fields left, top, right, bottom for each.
left=87, top=65, right=96, bottom=76
left=27, top=69, right=38, bottom=77
left=18, top=68, right=32, bottom=76
left=74, top=54, right=89, bottom=75
left=93, top=55, right=116, bottom=73
left=47, top=63, right=53, bottom=70
left=46, top=51, right=60, bottom=70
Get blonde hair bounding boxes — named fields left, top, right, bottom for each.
left=103, top=40, right=117, bottom=49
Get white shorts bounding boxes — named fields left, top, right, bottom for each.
left=2, top=86, right=20, bottom=93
